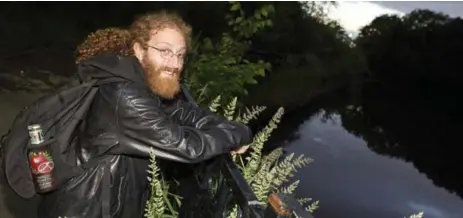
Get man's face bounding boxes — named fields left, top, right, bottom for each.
left=136, top=27, right=186, bottom=99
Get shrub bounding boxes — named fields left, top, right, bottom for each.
left=182, top=2, right=273, bottom=105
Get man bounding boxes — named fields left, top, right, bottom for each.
left=38, top=11, right=252, bottom=218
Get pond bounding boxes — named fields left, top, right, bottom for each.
left=266, top=83, right=463, bottom=218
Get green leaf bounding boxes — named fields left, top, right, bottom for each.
left=261, top=8, right=268, bottom=17
left=266, top=19, right=273, bottom=26
left=230, top=2, right=241, bottom=11
left=249, top=79, right=258, bottom=84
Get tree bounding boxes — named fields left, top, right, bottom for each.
left=356, top=9, right=463, bottom=85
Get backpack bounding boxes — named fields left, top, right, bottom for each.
left=0, top=73, right=121, bottom=200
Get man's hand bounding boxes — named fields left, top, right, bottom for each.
left=231, top=145, right=250, bottom=155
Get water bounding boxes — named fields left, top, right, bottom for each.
left=285, top=111, right=462, bottom=218
left=267, top=85, right=463, bottom=218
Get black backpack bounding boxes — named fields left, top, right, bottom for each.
left=0, top=73, right=121, bottom=201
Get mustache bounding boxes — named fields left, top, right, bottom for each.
left=160, top=67, right=180, bottom=75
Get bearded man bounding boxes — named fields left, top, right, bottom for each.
left=37, top=11, right=252, bottom=218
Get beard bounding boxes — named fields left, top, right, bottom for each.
left=141, top=54, right=181, bottom=99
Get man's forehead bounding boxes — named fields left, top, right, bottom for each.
left=149, top=28, right=185, bottom=48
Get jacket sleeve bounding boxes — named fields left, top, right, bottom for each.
left=107, top=82, right=252, bottom=163
left=161, top=97, right=249, bottom=132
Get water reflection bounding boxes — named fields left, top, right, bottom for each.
left=285, top=110, right=463, bottom=218
left=253, top=83, right=463, bottom=218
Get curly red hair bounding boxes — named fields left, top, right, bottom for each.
left=75, top=27, right=132, bottom=64
left=75, top=10, right=192, bottom=64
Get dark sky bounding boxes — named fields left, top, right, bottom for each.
left=374, top=1, right=463, bottom=18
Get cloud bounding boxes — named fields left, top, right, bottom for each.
left=374, top=1, right=463, bottom=18
left=326, top=1, right=404, bottom=36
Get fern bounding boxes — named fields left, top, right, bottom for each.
left=261, top=147, right=283, bottom=169
left=213, top=97, right=319, bottom=216
left=250, top=161, right=273, bottom=202
left=226, top=205, right=239, bottom=218
left=305, top=200, right=320, bottom=213
left=407, top=212, right=424, bottom=218
left=208, top=95, right=221, bottom=112
left=244, top=107, right=284, bottom=181
left=224, top=97, right=238, bottom=120
left=235, top=105, right=266, bottom=124
left=297, top=197, right=313, bottom=205
left=279, top=180, right=300, bottom=194
left=144, top=149, right=166, bottom=218
left=270, top=153, right=313, bottom=191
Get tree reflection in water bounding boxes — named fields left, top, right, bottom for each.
left=259, top=83, right=463, bottom=201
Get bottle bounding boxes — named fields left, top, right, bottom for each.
left=27, top=124, right=57, bottom=193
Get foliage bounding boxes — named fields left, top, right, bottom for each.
left=240, top=1, right=367, bottom=108
left=299, top=1, right=337, bottom=24
left=144, top=149, right=181, bottom=218
left=142, top=96, right=318, bottom=217
left=407, top=212, right=424, bottom=218
left=356, top=9, right=463, bottom=84
left=183, top=2, right=274, bottom=105
left=213, top=97, right=318, bottom=217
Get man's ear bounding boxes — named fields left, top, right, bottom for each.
left=133, top=42, right=144, bottom=61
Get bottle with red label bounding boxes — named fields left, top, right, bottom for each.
left=27, top=124, right=57, bottom=193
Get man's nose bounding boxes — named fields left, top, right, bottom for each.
left=167, top=56, right=181, bottom=68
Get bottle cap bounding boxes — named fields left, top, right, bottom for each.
left=28, top=124, right=42, bottom=131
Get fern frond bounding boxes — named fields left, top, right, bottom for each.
left=226, top=205, right=239, bottom=218
left=407, top=212, right=424, bottom=218
left=305, top=200, right=320, bottom=213
left=208, top=95, right=222, bottom=112
left=144, top=149, right=166, bottom=218
left=196, top=83, right=210, bottom=104
left=250, top=161, right=274, bottom=202
left=261, top=147, right=284, bottom=170
left=245, top=147, right=283, bottom=186
left=279, top=180, right=300, bottom=194
left=244, top=107, right=284, bottom=181
left=298, top=197, right=313, bottom=205
left=224, top=97, right=238, bottom=120
left=236, top=105, right=266, bottom=124
left=270, top=153, right=313, bottom=191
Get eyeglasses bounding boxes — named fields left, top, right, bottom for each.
left=144, top=44, right=186, bottom=62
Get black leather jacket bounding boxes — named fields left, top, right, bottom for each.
left=38, top=54, right=252, bottom=218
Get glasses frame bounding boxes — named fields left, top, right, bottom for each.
left=144, top=43, right=186, bottom=62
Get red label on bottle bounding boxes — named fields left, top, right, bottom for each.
left=29, top=150, right=55, bottom=192
left=29, top=151, right=54, bottom=175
